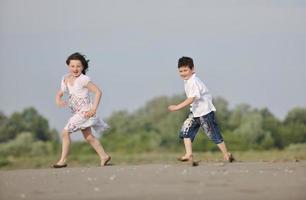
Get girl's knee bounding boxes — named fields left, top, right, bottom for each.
left=61, top=130, right=70, bottom=138
left=84, top=134, right=95, bottom=143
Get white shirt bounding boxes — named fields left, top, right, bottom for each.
left=184, top=73, right=216, bottom=117
left=61, top=74, right=92, bottom=113
left=61, top=74, right=91, bottom=98
left=60, top=74, right=109, bottom=134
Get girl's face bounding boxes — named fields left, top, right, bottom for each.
left=68, top=60, right=83, bottom=77
left=178, top=66, right=194, bottom=80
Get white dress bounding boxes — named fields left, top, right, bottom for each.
left=60, top=74, right=109, bottom=134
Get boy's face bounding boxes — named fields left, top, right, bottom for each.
left=68, top=60, right=84, bottom=77
left=178, top=66, right=194, bottom=80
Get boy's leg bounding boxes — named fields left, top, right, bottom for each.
left=179, top=113, right=199, bottom=161
left=56, top=129, right=71, bottom=165
left=200, top=112, right=234, bottom=162
left=82, top=127, right=111, bottom=166
left=216, top=141, right=232, bottom=161
left=183, top=138, right=193, bottom=160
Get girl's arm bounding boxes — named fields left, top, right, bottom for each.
left=55, top=90, right=67, bottom=107
left=84, top=81, right=102, bottom=118
left=168, top=97, right=195, bottom=112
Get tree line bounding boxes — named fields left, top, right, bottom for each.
left=0, top=95, right=306, bottom=156
left=102, top=95, right=306, bottom=152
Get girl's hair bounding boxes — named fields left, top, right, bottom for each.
left=66, top=52, right=89, bottom=75
left=178, top=56, right=194, bottom=69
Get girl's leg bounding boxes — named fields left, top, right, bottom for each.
left=56, top=129, right=71, bottom=165
left=82, top=127, right=111, bottom=166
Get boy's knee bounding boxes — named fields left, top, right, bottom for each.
left=208, top=131, right=223, bottom=144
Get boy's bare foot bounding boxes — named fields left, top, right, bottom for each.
left=224, top=153, right=235, bottom=162
left=177, top=155, right=193, bottom=162
left=101, top=156, right=111, bottom=166
left=192, top=160, right=200, bottom=166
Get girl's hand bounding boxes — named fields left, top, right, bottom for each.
left=84, top=109, right=96, bottom=118
left=56, top=100, right=67, bottom=107
left=168, top=105, right=178, bottom=112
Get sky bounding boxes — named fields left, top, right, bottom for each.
left=1, top=0, right=306, bottom=139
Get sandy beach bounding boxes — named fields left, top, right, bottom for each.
left=0, top=161, right=305, bottom=200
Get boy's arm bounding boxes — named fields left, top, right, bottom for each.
left=85, top=81, right=102, bottom=118
left=168, top=97, right=195, bottom=112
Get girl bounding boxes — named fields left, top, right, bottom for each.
left=53, top=52, right=111, bottom=168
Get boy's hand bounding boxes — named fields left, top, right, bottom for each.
left=84, top=109, right=96, bottom=118
left=168, top=105, right=178, bottom=112
left=168, top=97, right=194, bottom=112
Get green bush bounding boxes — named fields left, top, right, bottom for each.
left=286, top=143, right=306, bottom=151
left=0, top=132, right=33, bottom=156
left=30, top=141, right=54, bottom=156
left=0, top=132, right=56, bottom=157
left=0, top=155, right=10, bottom=167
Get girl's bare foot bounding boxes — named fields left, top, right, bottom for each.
left=52, top=159, right=67, bottom=168
left=52, top=163, right=67, bottom=168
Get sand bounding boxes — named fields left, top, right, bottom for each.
left=0, top=161, right=306, bottom=200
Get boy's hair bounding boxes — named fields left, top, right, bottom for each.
left=178, top=56, right=194, bottom=69
left=66, top=52, right=89, bottom=75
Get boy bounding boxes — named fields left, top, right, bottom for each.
left=168, top=56, right=234, bottom=163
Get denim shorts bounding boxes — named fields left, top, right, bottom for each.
left=179, top=111, right=224, bottom=144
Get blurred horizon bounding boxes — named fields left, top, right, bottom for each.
left=1, top=0, right=306, bottom=137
